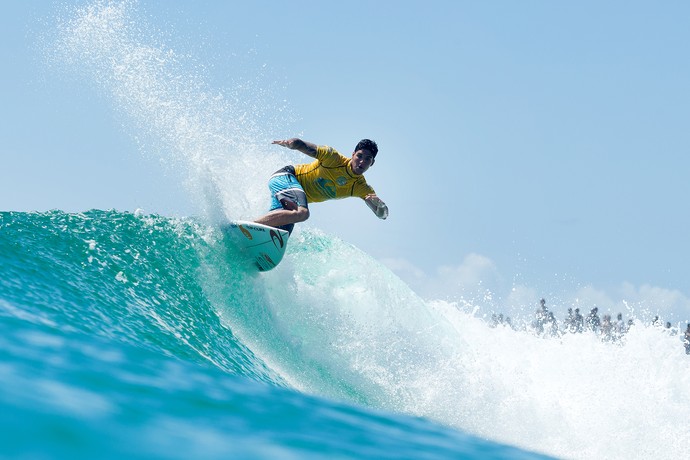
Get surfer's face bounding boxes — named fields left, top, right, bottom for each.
left=351, top=150, right=375, bottom=175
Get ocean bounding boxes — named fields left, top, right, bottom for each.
left=2, top=209, right=688, bottom=459
left=2, top=1, right=689, bottom=458
left=0, top=209, right=551, bottom=459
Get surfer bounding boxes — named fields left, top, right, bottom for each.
left=255, top=138, right=389, bottom=233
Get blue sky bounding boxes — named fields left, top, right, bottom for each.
left=2, top=1, right=689, bottom=322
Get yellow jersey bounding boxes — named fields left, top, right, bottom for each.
left=294, top=145, right=375, bottom=203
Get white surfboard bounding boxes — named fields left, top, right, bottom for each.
left=221, top=220, right=290, bottom=272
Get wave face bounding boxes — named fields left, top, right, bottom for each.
left=5, top=1, right=688, bottom=458
left=0, top=209, right=548, bottom=459
left=2, top=210, right=689, bottom=459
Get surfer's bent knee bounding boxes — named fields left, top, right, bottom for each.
left=295, top=207, right=310, bottom=222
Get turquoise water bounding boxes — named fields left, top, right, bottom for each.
left=3, top=210, right=689, bottom=460
left=0, top=210, right=548, bottom=459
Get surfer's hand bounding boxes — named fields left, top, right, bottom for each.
left=272, top=139, right=297, bottom=149
left=365, top=194, right=389, bottom=220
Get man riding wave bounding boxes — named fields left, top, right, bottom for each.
left=255, top=138, right=388, bottom=233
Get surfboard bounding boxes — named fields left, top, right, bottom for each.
left=221, top=220, right=290, bottom=272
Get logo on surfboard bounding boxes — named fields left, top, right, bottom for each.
left=239, top=225, right=253, bottom=240
left=270, top=229, right=284, bottom=249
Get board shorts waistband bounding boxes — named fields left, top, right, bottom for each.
left=271, top=165, right=297, bottom=177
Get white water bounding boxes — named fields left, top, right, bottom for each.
left=52, top=0, right=293, bottom=223
left=255, top=231, right=690, bottom=459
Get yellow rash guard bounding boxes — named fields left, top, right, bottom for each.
left=294, top=145, right=375, bottom=203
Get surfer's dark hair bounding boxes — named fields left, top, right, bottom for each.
left=355, top=139, right=378, bottom=157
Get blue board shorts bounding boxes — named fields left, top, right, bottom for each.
left=267, top=166, right=308, bottom=234
left=268, top=165, right=309, bottom=211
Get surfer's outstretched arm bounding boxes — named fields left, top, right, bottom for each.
left=364, top=194, right=389, bottom=220
left=272, top=138, right=318, bottom=158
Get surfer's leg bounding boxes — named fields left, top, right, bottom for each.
left=274, top=199, right=305, bottom=234
left=255, top=201, right=309, bottom=231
